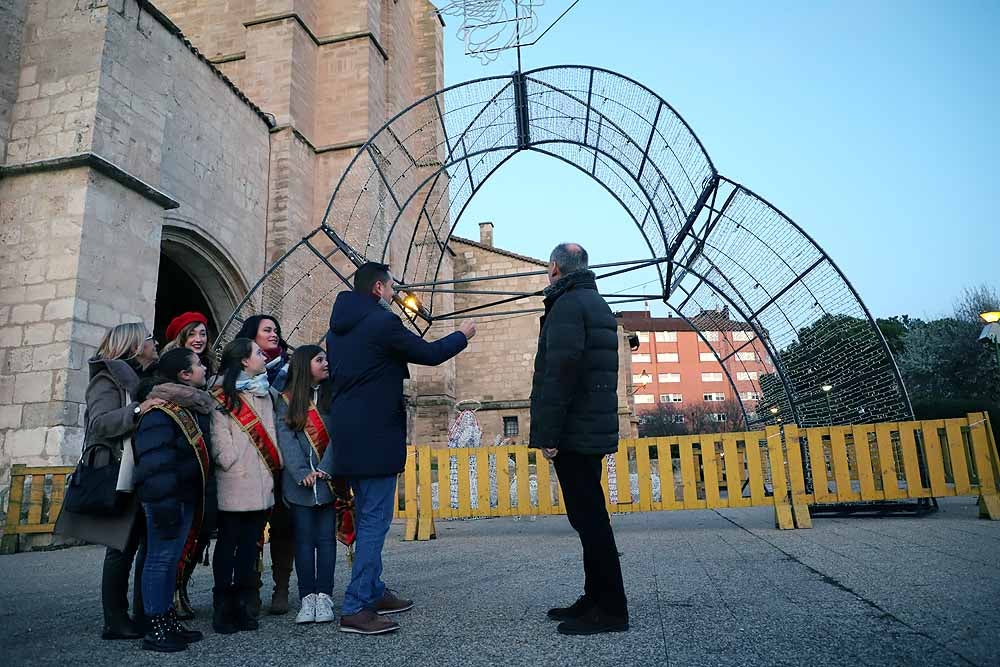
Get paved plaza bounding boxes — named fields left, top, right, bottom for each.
left=1, top=497, right=998, bottom=666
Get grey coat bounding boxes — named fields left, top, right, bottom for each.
left=275, top=394, right=335, bottom=507
left=54, top=357, right=144, bottom=551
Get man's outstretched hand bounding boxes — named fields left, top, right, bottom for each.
left=458, top=320, right=477, bottom=340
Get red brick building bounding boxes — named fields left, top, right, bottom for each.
left=617, top=310, right=775, bottom=427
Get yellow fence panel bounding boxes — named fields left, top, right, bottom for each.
left=6, top=416, right=999, bottom=551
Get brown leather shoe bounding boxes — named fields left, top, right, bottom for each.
left=375, top=589, right=414, bottom=615
left=339, top=609, right=400, bottom=635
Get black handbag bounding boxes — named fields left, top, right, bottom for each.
left=63, top=444, right=125, bottom=515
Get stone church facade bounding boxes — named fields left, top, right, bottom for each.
left=0, top=0, right=637, bottom=502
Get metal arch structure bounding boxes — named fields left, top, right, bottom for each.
left=219, top=65, right=912, bottom=430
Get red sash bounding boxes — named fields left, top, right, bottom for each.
left=283, top=393, right=356, bottom=548
left=148, top=402, right=210, bottom=588
left=212, top=388, right=281, bottom=473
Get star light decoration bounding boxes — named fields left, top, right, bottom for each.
left=437, top=0, right=544, bottom=64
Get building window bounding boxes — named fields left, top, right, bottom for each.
left=637, top=332, right=650, bottom=343
left=739, top=391, right=762, bottom=401
left=632, top=353, right=651, bottom=363
left=701, top=372, right=723, bottom=382
left=703, top=392, right=726, bottom=402
left=733, top=330, right=754, bottom=342
left=657, top=352, right=679, bottom=363
left=660, top=393, right=683, bottom=403
left=634, top=394, right=655, bottom=404
left=671, top=414, right=685, bottom=424
left=737, top=371, right=758, bottom=381
left=736, top=351, right=756, bottom=362
left=699, top=352, right=716, bottom=362
left=710, top=413, right=728, bottom=423
left=659, top=373, right=681, bottom=383
left=703, top=331, right=720, bottom=342
left=503, top=416, right=519, bottom=437
left=655, top=331, right=677, bottom=343
left=632, top=374, right=653, bottom=384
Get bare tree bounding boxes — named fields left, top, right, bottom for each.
left=954, top=283, right=1000, bottom=324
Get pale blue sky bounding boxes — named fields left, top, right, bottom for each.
left=437, top=0, right=999, bottom=319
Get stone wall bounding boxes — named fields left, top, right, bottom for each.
left=0, top=0, right=270, bottom=502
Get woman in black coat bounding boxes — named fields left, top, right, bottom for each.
left=132, top=348, right=214, bottom=652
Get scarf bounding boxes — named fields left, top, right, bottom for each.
left=235, top=372, right=270, bottom=397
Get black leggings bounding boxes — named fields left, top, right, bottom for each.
left=212, top=510, right=269, bottom=592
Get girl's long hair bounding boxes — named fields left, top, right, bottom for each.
left=217, top=338, right=254, bottom=411
left=283, top=345, right=326, bottom=431
left=235, top=315, right=289, bottom=355
left=162, top=321, right=214, bottom=376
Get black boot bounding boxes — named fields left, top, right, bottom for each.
left=101, top=613, right=142, bottom=640
left=236, top=587, right=259, bottom=632
left=547, top=595, right=595, bottom=621
left=166, top=607, right=204, bottom=643
left=142, top=614, right=187, bottom=653
left=557, top=606, right=629, bottom=636
left=212, top=588, right=239, bottom=635
left=174, top=563, right=196, bottom=620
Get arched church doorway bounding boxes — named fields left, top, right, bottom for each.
left=154, top=224, right=247, bottom=347
left=153, top=253, right=217, bottom=342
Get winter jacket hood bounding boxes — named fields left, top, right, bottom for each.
left=146, top=382, right=216, bottom=414
left=329, top=290, right=381, bottom=335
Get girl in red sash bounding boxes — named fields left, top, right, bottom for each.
left=209, top=338, right=281, bottom=634
left=132, top=348, right=214, bottom=653
left=161, top=311, right=216, bottom=619
left=275, top=345, right=338, bottom=624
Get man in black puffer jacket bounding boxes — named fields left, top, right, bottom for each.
left=530, top=243, right=628, bottom=636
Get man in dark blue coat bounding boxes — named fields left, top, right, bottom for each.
left=322, top=262, right=475, bottom=635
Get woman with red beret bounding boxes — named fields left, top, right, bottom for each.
left=163, top=312, right=215, bottom=379
left=161, top=311, right=217, bottom=619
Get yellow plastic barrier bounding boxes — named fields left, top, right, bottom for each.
left=1, top=464, right=75, bottom=554
left=399, top=413, right=1000, bottom=539
left=3, top=414, right=998, bottom=551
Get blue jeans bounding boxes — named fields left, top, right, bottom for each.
left=342, top=476, right=396, bottom=615
left=289, top=503, right=337, bottom=599
left=141, top=501, right=194, bottom=616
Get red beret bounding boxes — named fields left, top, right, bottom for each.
left=165, top=311, right=208, bottom=342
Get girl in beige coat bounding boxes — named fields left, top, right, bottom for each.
left=209, top=338, right=281, bottom=634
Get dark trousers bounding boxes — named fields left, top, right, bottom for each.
left=213, top=510, right=269, bottom=592
left=101, top=515, right=147, bottom=626
left=553, top=451, right=628, bottom=618
left=267, top=480, right=295, bottom=590
left=289, top=503, right=337, bottom=599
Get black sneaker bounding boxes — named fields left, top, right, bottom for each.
left=557, top=607, right=629, bottom=635
left=547, top=596, right=595, bottom=621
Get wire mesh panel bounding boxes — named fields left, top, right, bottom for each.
left=218, top=65, right=911, bottom=430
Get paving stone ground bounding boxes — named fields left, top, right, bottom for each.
left=1, top=497, right=998, bottom=666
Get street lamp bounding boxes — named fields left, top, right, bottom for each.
left=979, top=312, right=1000, bottom=381
left=822, top=384, right=833, bottom=425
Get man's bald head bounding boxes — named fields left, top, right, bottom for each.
left=550, top=243, right=589, bottom=275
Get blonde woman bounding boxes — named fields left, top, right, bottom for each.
left=55, top=321, right=162, bottom=640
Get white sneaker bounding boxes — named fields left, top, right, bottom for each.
left=296, top=594, right=317, bottom=624
left=314, top=593, right=335, bottom=623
